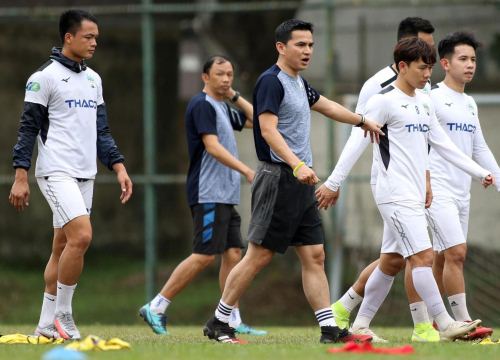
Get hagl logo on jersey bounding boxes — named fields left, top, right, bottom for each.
left=467, top=102, right=476, bottom=116
left=26, top=82, right=41, bottom=92
left=446, top=122, right=476, bottom=133
left=87, top=75, right=96, bottom=88
left=422, top=103, right=430, bottom=116
left=65, top=99, right=97, bottom=109
left=405, top=123, right=429, bottom=133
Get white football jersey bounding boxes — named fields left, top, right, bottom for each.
left=365, top=85, right=489, bottom=205
left=325, top=66, right=431, bottom=191
left=429, top=82, right=500, bottom=199
left=24, top=60, right=103, bottom=179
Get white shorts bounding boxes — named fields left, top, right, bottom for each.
left=37, top=176, right=94, bottom=228
left=425, top=195, right=469, bottom=252
left=378, top=202, right=432, bottom=258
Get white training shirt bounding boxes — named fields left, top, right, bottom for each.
left=365, top=85, right=489, bottom=205
left=429, top=82, right=500, bottom=199
left=24, top=60, right=103, bottom=179
left=325, top=65, right=430, bottom=191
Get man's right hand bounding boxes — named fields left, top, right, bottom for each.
left=295, top=165, right=320, bottom=185
left=315, top=184, right=340, bottom=210
left=361, top=118, right=384, bottom=143
left=9, top=169, right=30, bottom=211
left=244, top=168, right=255, bottom=184
left=483, top=174, right=494, bottom=188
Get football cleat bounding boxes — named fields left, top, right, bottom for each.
left=331, top=301, right=350, bottom=330
left=411, top=322, right=440, bottom=342
left=234, top=323, right=267, bottom=336
left=139, top=303, right=168, bottom=335
left=320, top=326, right=372, bottom=343
left=204, top=316, right=246, bottom=344
left=54, top=311, right=81, bottom=340
left=34, top=324, right=61, bottom=339
left=350, top=327, right=388, bottom=343
left=439, top=319, right=481, bottom=341
left=459, top=323, right=493, bottom=340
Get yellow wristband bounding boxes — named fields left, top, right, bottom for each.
left=293, top=161, right=305, bottom=177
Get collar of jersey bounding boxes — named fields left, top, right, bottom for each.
left=49, top=47, right=87, bottom=73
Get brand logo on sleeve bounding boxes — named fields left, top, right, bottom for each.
left=26, top=82, right=41, bottom=92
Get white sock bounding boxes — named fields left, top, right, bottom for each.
left=352, top=267, right=394, bottom=330
left=150, top=294, right=171, bottom=315
left=339, top=287, right=363, bottom=312
left=315, top=307, right=337, bottom=327
left=55, top=281, right=77, bottom=314
left=215, top=300, right=234, bottom=323
left=38, top=292, right=57, bottom=327
left=409, top=301, right=430, bottom=326
left=229, top=308, right=242, bottom=328
left=448, top=293, right=471, bottom=322
left=411, top=267, right=453, bottom=331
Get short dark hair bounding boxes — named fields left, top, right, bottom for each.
left=394, top=37, right=436, bottom=71
left=59, top=9, right=98, bottom=43
left=397, top=17, right=434, bottom=41
left=202, top=55, right=233, bottom=74
left=438, top=31, right=481, bottom=59
left=275, top=19, right=313, bottom=44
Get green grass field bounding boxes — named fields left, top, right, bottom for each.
left=0, top=326, right=498, bottom=360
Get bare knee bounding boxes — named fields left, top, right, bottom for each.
left=383, top=256, right=405, bottom=275
left=67, top=230, right=92, bottom=252
left=444, top=245, right=467, bottom=267
left=245, top=244, right=273, bottom=271
left=309, top=248, right=326, bottom=267
left=224, top=247, right=242, bottom=264
left=191, top=254, right=216, bottom=268
left=409, top=249, right=434, bottom=268
left=299, top=247, right=326, bottom=270
left=379, top=254, right=405, bottom=276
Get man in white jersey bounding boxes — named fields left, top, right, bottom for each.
left=10, top=10, right=133, bottom=340
left=427, top=32, right=500, bottom=339
left=319, top=37, right=491, bottom=341
left=317, top=17, right=438, bottom=342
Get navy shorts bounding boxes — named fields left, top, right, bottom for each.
left=191, top=203, right=244, bottom=255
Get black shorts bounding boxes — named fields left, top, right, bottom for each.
left=191, top=203, right=244, bottom=255
left=247, top=162, right=325, bottom=254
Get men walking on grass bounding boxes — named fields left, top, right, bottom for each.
left=203, top=19, right=383, bottom=344
left=427, top=31, right=499, bottom=340
left=317, top=37, right=490, bottom=342
left=140, top=55, right=265, bottom=336
left=10, top=9, right=133, bottom=340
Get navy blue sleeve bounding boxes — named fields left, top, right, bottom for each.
left=96, top=104, right=125, bottom=170
left=192, top=100, right=217, bottom=135
left=225, top=103, right=246, bottom=132
left=255, top=75, right=284, bottom=116
left=12, top=102, right=48, bottom=170
left=302, top=78, right=320, bottom=107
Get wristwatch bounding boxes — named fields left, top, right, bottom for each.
left=230, top=91, right=240, bottom=103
